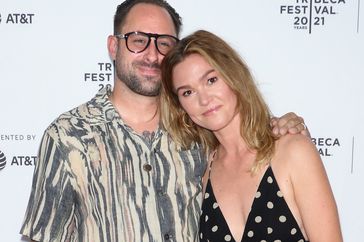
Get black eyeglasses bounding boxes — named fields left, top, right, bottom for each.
left=115, top=31, right=179, bottom=56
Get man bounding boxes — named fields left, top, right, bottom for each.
left=20, top=1, right=307, bottom=241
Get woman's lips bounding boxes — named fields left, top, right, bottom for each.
left=202, top=105, right=221, bottom=116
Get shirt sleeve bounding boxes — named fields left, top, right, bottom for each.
left=20, top=126, right=76, bottom=242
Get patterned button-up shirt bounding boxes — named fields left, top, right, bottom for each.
left=20, top=87, right=206, bottom=242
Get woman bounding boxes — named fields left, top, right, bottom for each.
left=160, top=30, right=342, bottom=242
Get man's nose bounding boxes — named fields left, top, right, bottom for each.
left=144, top=38, right=160, bottom=62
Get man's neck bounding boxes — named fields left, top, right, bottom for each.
left=110, top=83, right=160, bottom=134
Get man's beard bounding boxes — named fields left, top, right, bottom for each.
left=116, top=60, right=161, bottom=97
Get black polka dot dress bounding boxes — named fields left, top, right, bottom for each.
left=199, top=166, right=309, bottom=242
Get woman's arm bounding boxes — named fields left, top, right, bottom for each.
left=285, top=134, right=343, bottom=242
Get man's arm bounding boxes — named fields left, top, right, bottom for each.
left=20, top=127, right=75, bottom=242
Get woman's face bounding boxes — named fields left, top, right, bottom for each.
left=172, top=54, right=238, bottom=132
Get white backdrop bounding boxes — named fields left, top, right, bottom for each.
left=0, top=0, right=362, bottom=241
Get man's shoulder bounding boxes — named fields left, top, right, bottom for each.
left=44, top=96, right=107, bottom=138
left=54, top=101, right=95, bottom=124
left=52, top=87, right=111, bottom=125
left=59, top=100, right=99, bottom=121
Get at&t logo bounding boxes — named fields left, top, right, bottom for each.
left=0, top=150, right=6, bottom=170
left=0, top=150, right=36, bottom=169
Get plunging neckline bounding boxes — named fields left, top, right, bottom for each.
left=202, top=165, right=308, bottom=242
left=206, top=166, right=269, bottom=242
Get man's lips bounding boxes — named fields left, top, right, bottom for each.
left=136, top=62, right=161, bottom=76
left=138, top=66, right=161, bottom=76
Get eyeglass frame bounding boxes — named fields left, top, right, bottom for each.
left=115, top=31, right=179, bottom=56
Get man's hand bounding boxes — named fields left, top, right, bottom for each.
left=271, top=112, right=310, bottom=137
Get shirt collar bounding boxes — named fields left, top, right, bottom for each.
left=86, top=86, right=164, bottom=141
left=85, top=86, right=120, bottom=125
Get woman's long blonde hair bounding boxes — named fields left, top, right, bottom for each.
left=160, top=30, right=277, bottom=172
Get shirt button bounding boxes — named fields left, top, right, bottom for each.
left=157, top=189, right=165, bottom=196
left=143, top=164, right=152, bottom=172
left=164, top=233, right=170, bottom=240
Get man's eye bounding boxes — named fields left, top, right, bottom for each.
left=132, top=38, right=147, bottom=45
left=159, top=41, right=171, bottom=47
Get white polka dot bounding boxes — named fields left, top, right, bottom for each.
left=255, top=216, right=262, bottom=223
left=274, top=240, right=281, bottom=242
left=213, top=202, right=219, bottom=209
left=279, top=215, right=287, bottom=222
left=224, top=234, right=232, bottom=241
left=298, top=240, right=304, bottom=242
left=205, top=215, right=209, bottom=222
left=267, top=176, right=273, bottom=183
left=212, top=225, right=218, bottom=232
left=291, top=228, right=297, bottom=235
left=200, top=232, right=203, bottom=239
left=267, top=227, right=273, bottom=234
left=277, top=190, right=283, bottom=197
left=260, top=240, right=267, bottom=242
left=267, top=201, right=274, bottom=209
left=255, top=191, right=261, bottom=198
left=204, top=192, right=210, bottom=199
left=247, top=231, right=254, bottom=237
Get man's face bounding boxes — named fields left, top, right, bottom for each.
left=114, top=3, right=177, bottom=97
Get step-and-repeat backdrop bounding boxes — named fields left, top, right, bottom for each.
left=1, top=0, right=362, bottom=241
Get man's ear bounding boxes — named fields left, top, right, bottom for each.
left=107, top=35, right=118, bottom=60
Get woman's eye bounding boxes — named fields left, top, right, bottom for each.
left=182, top=90, right=193, bottom=97
left=207, top=77, right=218, bottom=85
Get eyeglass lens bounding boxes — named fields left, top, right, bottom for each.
left=126, top=32, right=177, bottom=55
